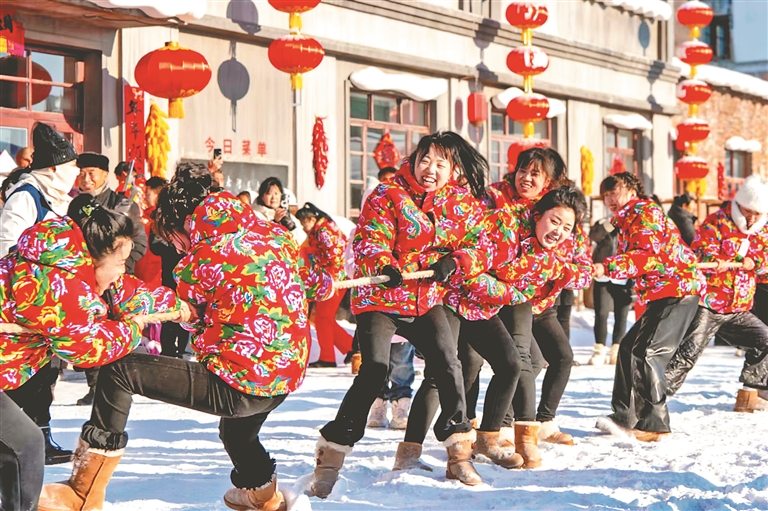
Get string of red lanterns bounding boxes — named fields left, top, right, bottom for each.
left=267, top=0, right=325, bottom=91
left=674, top=1, right=714, bottom=186
left=505, top=2, right=550, bottom=169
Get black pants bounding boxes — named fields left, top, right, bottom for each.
left=497, top=302, right=537, bottom=423
left=80, top=353, right=286, bottom=489
left=0, top=392, right=45, bottom=511
left=753, top=283, right=768, bottom=326
left=557, top=291, right=575, bottom=340
left=593, top=281, right=633, bottom=346
left=161, top=321, right=190, bottom=357
left=404, top=315, right=523, bottom=443
left=531, top=307, right=574, bottom=422
left=5, top=361, right=59, bottom=427
left=611, top=295, right=699, bottom=433
left=665, top=307, right=768, bottom=395
left=321, top=306, right=468, bottom=446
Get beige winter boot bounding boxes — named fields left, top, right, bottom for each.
left=588, top=344, right=606, bottom=366
left=514, top=422, right=542, bottom=469
left=497, top=426, right=515, bottom=448
left=444, top=430, right=482, bottom=486
left=38, top=439, right=123, bottom=511
left=367, top=398, right=389, bottom=428
left=389, top=397, right=410, bottom=430
left=609, top=344, right=620, bottom=365
left=392, top=441, right=433, bottom=472
left=538, top=421, right=574, bottom=446
left=223, top=476, right=286, bottom=511
left=473, top=431, right=524, bottom=469
left=310, top=437, right=352, bottom=499
left=734, top=388, right=768, bottom=412
left=350, top=353, right=362, bottom=374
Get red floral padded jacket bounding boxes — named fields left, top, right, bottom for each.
left=758, top=224, right=768, bottom=286
left=693, top=204, right=767, bottom=313
left=306, top=216, right=348, bottom=285
left=602, top=197, right=704, bottom=305
left=174, top=192, right=332, bottom=397
left=351, top=165, right=490, bottom=316
left=0, top=217, right=179, bottom=390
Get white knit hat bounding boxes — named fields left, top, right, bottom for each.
left=733, top=174, right=768, bottom=214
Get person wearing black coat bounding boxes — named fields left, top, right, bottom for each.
left=668, top=192, right=698, bottom=246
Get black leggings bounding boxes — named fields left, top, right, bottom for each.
left=593, top=281, right=633, bottom=346
left=0, top=392, right=45, bottom=511
left=5, top=361, right=59, bottom=427
left=321, top=306, right=468, bottom=446
left=404, top=315, right=523, bottom=443
left=532, top=307, right=574, bottom=422
left=753, top=283, right=768, bottom=326
left=81, top=353, right=286, bottom=489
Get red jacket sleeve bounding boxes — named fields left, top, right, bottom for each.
left=353, top=186, right=398, bottom=277
left=603, top=204, right=669, bottom=280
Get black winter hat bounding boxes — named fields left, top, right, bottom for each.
left=77, top=152, right=110, bottom=172
left=29, top=122, right=78, bottom=170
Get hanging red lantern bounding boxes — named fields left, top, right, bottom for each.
left=677, top=40, right=714, bottom=67
left=467, top=92, right=488, bottom=125
left=677, top=1, right=714, bottom=39
left=675, top=156, right=709, bottom=180
left=676, top=118, right=710, bottom=145
left=506, top=2, right=549, bottom=29
left=268, top=34, right=324, bottom=91
left=134, top=41, right=211, bottom=119
left=676, top=79, right=712, bottom=105
left=506, top=93, right=550, bottom=123
left=0, top=56, right=52, bottom=108
left=507, top=138, right=548, bottom=171
left=506, top=46, right=549, bottom=76
left=268, top=0, right=321, bottom=29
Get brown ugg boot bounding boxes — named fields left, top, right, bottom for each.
left=350, top=353, right=362, bottom=374
left=734, top=388, right=768, bottom=412
left=392, top=441, right=433, bottom=472
left=538, top=421, right=574, bottom=445
left=474, top=431, right=524, bottom=469
left=444, top=430, right=482, bottom=486
left=223, top=476, right=286, bottom=511
left=514, top=421, right=542, bottom=469
left=497, top=426, right=515, bottom=448
left=310, top=437, right=352, bottom=499
left=38, top=439, right=123, bottom=511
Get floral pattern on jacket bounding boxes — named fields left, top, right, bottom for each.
left=0, top=217, right=178, bottom=390
left=351, top=164, right=490, bottom=316
left=758, top=224, right=768, bottom=286
left=174, top=192, right=326, bottom=397
left=693, top=204, right=767, bottom=313
left=602, top=197, right=703, bottom=305
left=305, top=217, right=348, bottom=287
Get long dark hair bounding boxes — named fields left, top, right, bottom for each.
left=295, top=202, right=334, bottom=223
left=599, top=172, right=646, bottom=198
left=256, top=177, right=284, bottom=207
left=153, top=162, right=214, bottom=241
left=532, top=186, right=588, bottom=225
left=68, top=194, right=133, bottom=260
left=408, top=131, right=487, bottom=199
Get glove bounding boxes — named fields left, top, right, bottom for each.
left=380, top=265, right=403, bottom=289
left=429, top=255, right=457, bottom=283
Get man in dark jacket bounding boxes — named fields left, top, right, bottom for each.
left=74, top=153, right=147, bottom=406
left=668, top=192, right=698, bottom=246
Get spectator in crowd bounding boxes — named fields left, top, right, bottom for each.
left=237, top=191, right=252, bottom=207
left=378, top=166, right=397, bottom=184
left=252, top=177, right=305, bottom=242
left=668, top=192, right=698, bottom=246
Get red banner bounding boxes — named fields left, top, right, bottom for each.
left=0, top=8, right=25, bottom=57
left=124, top=85, right=145, bottom=178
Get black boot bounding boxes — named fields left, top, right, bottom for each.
left=42, top=425, right=73, bottom=465
left=76, top=386, right=95, bottom=406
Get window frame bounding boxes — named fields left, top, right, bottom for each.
left=604, top=126, right=642, bottom=177
left=724, top=149, right=751, bottom=198
left=489, top=109, right=552, bottom=184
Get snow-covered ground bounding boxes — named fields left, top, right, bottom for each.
left=45, top=310, right=767, bottom=510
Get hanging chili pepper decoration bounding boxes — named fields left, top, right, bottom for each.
left=312, top=116, right=328, bottom=189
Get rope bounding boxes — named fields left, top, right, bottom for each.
left=696, top=262, right=744, bottom=269
left=332, top=270, right=435, bottom=290
left=0, top=310, right=183, bottom=336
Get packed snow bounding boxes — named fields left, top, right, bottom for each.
left=44, top=310, right=768, bottom=510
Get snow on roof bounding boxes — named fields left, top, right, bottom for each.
left=89, top=0, right=207, bottom=22
left=599, top=0, right=673, bottom=21
left=674, top=58, right=768, bottom=100
left=604, top=113, right=653, bottom=131
left=725, top=136, right=762, bottom=153
left=349, top=67, right=448, bottom=102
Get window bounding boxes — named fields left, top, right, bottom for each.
left=489, top=110, right=552, bottom=184
left=348, top=91, right=431, bottom=215
left=724, top=150, right=751, bottom=198
left=604, top=127, right=641, bottom=177
left=703, top=15, right=731, bottom=60
left=0, top=45, right=85, bottom=153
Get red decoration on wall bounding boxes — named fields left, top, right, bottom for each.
left=506, top=2, right=549, bottom=29
left=123, top=85, right=145, bottom=179
left=0, top=57, right=52, bottom=108
left=506, top=46, right=549, bottom=77
left=507, top=138, right=547, bottom=172
left=677, top=1, right=714, bottom=37
left=716, top=162, right=727, bottom=200
left=0, top=8, right=25, bottom=57
left=134, top=41, right=212, bottom=119
left=373, top=131, right=401, bottom=170
left=506, top=93, right=550, bottom=124
left=676, top=79, right=712, bottom=106
left=268, top=34, right=325, bottom=91
left=467, top=92, right=488, bottom=125
left=312, top=116, right=328, bottom=189
left=675, top=156, right=708, bottom=180
left=676, top=118, right=710, bottom=145
left=677, top=40, right=714, bottom=67
left=610, top=154, right=628, bottom=176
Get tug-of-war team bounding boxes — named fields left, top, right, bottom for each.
left=0, top=123, right=767, bottom=511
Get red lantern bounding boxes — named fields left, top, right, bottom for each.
left=676, top=118, right=710, bottom=145
left=268, top=0, right=321, bottom=29
left=506, top=2, right=549, bottom=29
left=677, top=0, right=714, bottom=38
left=677, top=40, right=713, bottom=67
left=467, top=92, right=488, bottom=125
left=506, top=46, right=549, bottom=77
left=507, top=138, right=548, bottom=171
left=506, top=93, right=549, bottom=124
left=134, top=41, right=211, bottom=119
left=676, top=79, right=712, bottom=105
left=0, top=56, right=52, bottom=108
left=268, top=34, right=324, bottom=90
left=675, top=156, right=709, bottom=180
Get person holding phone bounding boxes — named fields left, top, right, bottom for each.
left=208, top=149, right=225, bottom=189
left=252, top=177, right=305, bottom=242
